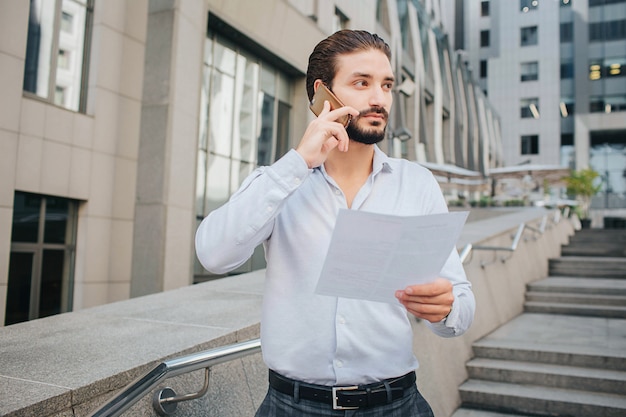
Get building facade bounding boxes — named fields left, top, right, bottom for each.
left=458, top=0, right=626, bottom=208
left=0, top=0, right=500, bottom=325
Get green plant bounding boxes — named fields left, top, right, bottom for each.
left=563, top=168, right=601, bottom=219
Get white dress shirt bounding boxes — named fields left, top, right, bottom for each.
left=195, top=146, right=475, bottom=386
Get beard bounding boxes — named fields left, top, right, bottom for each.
left=345, top=107, right=389, bottom=145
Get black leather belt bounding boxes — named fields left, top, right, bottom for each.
left=268, top=370, right=416, bottom=410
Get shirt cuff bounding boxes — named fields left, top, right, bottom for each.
left=266, top=149, right=311, bottom=192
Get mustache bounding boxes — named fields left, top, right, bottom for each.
left=357, top=107, right=389, bottom=119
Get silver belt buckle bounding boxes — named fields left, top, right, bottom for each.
left=332, top=385, right=360, bottom=410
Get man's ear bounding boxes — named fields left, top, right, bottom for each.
left=313, top=79, right=324, bottom=92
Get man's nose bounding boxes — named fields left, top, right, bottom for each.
left=368, top=86, right=387, bottom=107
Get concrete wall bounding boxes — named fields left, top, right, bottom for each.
left=0, top=1, right=149, bottom=323
left=0, top=208, right=575, bottom=417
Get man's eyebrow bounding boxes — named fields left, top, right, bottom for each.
left=350, top=72, right=396, bottom=82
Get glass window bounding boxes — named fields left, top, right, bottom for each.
left=480, top=30, right=490, bottom=47
left=398, top=0, right=412, bottom=55
left=560, top=22, right=573, bottom=43
left=521, top=135, right=539, bottom=155
left=23, top=0, right=94, bottom=113
left=589, top=57, right=626, bottom=79
left=520, top=0, right=539, bottom=12
left=195, top=32, right=293, bottom=281
left=61, top=11, right=73, bottom=32
left=521, top=98, right=540, bottom=118
left=590, top=95, right=626, bottom=113
left=561, top=133, right=574, bottom=146
left=481, top=1, right=490, bottom=16
left=561, top=60, right=574, bottom=79
left=333, top=7, right=349, bottom=33
left=521, top=61, right=538, bottom=81
left=6, top=192, right=77, bottom=325
left=521, top=26, right=538, bottom=46
left=606, top=57, right=626, bottom=77
left=376, top=0, right=391, bottom=33
left=480, top=60, right=488, bottom=78
left=590, top=0, right=626, bottom=6
left=560, top=98, right=575, bottom=117
left=589, top=19, right=626, bottom=42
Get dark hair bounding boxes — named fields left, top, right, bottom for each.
left=306, top=30, right=392, bottom=101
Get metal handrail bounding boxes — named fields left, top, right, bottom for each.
left=87, top=338, right=261, bottom=417
left=459, top=210, right=563, bottom=266
left=471, top=222, right=526, bottom=253
left=525, top=215, right=547, bottom=234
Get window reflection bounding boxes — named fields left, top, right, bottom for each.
left=23, top=0, right=92, bottom=112
left=521, top=61, right=538, bottom=81
left=521, top=26, right=538, bottom=46
left=195, top=31, right=293, bottom=280
left=589, top=57, right=626, bottom=80
left=520, top=98, right=540, bottom=118
left=209, top=71, right=235, bottom=157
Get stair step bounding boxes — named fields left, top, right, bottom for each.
left=472, top=343, right=626, bottom=371
left=459, top=380, right=626, bottom=417
left=466, top=358, right=626, bottom=394
left=562, top=245, right=626, bottom=257
left=527, top=277, right=626, bottom=296
left=452, top=231, right=626, bottom=417
left=568, top=229, right=626, bottom=243
left=452, top=409, right=530, bottom=417
left=549, top=256, right=626, bottom=279
left=524, top=301, right=626, bottom=318
left=526, top=291, right=626, bottom=305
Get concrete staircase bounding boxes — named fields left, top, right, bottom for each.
left=453, top=229, right=626, bottom=417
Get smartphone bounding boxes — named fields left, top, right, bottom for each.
left=309, top=84, right=352, bottom=127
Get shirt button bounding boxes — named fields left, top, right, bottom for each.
left=266, top=205, right=273, bottom=212
left=338, top=316, right=346, bottom=325
left=336, top=360, right=343, bottom=368
left=335, top=189, right=341, bottom=195
left=294, top=177, right=301, bottom=184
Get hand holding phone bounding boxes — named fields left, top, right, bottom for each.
left=309, top=84, right=352, bottom=127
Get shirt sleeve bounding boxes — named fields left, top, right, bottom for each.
left=422, top=172, right=476, bottom=337
left=195, top=149, right=310, bottom=274
left=426, top=248, right=476, bottom=337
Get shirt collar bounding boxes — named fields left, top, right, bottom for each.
left=373, top=145, right=393, bottom=175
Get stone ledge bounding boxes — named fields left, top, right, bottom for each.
left=0, top=270, right=265, bottom=417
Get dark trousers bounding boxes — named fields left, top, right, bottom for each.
left=254, top=384, right=435, bottom=417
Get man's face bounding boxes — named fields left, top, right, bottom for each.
left=331, top=49, right=394, bottom=144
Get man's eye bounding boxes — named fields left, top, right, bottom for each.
left=355, top=80, right=367, bottom=87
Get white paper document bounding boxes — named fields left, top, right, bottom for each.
left=315, top=210, right=469, bottom=304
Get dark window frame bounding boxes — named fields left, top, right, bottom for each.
left=6, top=192, right=77, bottom=325
left=521, top=134, right=539, bottom=155
left=521, top=26, right=538, bottom=46
left=521, top=61, right=539, bottom=81
left=481, top=1, right=490, bottom=16
left=480, top=30, right=490, bottom=47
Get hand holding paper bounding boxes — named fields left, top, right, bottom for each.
left=314, top=210, right=468, bottom=304
left=395, top=277, right=455, bottom=322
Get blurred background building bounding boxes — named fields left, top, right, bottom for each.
left=4, top=0, right=623, bottom=327
left=457, top=0, right=626, bottom=208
